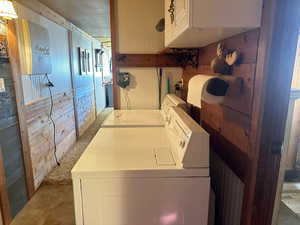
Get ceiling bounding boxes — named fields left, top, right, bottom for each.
left=37, top=0, right=111, bottom=38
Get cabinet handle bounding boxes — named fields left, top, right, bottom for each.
left=168, top=0, right=175, bottom=24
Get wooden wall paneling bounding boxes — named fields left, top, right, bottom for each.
left=6, top=20, right=35, bottom=198
left=183, top=29, right=260, bottom=158
left=221, top=107, right=251, bottom=154
left=69, top=30, right=97, bottom=137
left=198, top=29, right=260, bottom=65
left=246, top=0, right=300, bottom=225
left=25, top=92, right=76, bottom=188
left=116, top=54, right=181, bottom=67
left=181, top=17, right=261, bottom=225
left=74, top=88, right=96, bottom=136
left=110, top=0, right=120, bottom=109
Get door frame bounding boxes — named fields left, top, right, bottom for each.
left=109, top=0, right=120, bottom=109
left=243, top=0, right=300, bottom=225
left=6, top=20, right=35, bottom=198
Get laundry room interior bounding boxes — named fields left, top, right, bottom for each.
left=0, top=0, right=299, bottom=225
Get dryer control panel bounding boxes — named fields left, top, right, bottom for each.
left=166, top=107, right=209, bottom=168
left=161, top=94, right=187, bottom=121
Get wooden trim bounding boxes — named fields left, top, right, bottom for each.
left=6, top=20, right=35, bottom=198
left=0, top=147, right=12, bottom=225
left=68, top=31, right=80, bottom=138
left=116, top=54, right=181, bottom=67
left=109, top=0, right=120, bottom=109
left=243, top=0, right=300, bottom=225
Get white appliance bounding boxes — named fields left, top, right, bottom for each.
left=72, top=107, right=210, bottom=225
left=102, top=94, right=187, bottom=127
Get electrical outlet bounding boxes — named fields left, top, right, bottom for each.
left=0, top=78, right=5, bottom=93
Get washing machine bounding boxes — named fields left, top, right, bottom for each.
left=72, top=107, right=210, bottom=225
left=101, top=94, right=187, bottom=127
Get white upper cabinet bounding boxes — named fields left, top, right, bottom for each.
left=165, top=0, right=263, bottom=48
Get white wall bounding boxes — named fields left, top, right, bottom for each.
left=92, top=40, right=106, bottom=114
left=15, top=2, right=73, bottom=104
left=119, top=68, right=183, bottom=109
left=116, top=0, right=183, bottom=109
left=116, top=0, right=164, bottom=53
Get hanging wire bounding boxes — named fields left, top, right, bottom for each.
left=44, top=74, right=60, bottom=166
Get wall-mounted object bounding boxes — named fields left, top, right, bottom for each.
left=155, top=18, right=165, bottom=32
left=95, top=49, right=104, bottom=72
left=85, top=49, right=92, bottom=75
left=164, top=0, right=263, bottom=48
left=0, top=0, right=17, bottom=20
left=187, top=74, right=243, bottom=108
left=0, top=34, right=8, bottom=63
left=78, top=47, right=86, bottom=75
left=210, top=43, right=239, bottom=75
left=117, top=72, right=130, bottom=89
left=17, top=19, right=52, bottom=75
left=78, top=48, right=92, bottom=75
left=171, top=48, right=199, bottom=68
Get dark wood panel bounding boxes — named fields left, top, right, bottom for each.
left=198, top=29, right=260, bottom=66
left=197, top=104, right=251, bottom=151
left=110, top=0, right=120, bottom=109
left=203, top=122, right=250, bottom=182
left=182, top=29, right=260, bottom=156
left=182, top=20, right=261, bottom=225
left=116, top=54, right=181, bottom=67
left=246, top=1, right=300, bottom=225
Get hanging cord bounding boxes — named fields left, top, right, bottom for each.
left=44, top=74, right=60, bottom=166
left=123, top=88, right=131, bottom=109
left=156, top=68, right=163, bottom=109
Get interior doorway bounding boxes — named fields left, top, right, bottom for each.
left=273, top=31, right=300, bottom=225
left=98, top=38, right=113, bottom=108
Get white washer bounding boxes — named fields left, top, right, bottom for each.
left=102, top=94, right=187, bottom=127
left=72, top=107, right=210, bottom=225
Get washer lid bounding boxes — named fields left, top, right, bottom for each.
left=72, top=146, right=209, bottom=178
left=102, top=110, right=164, bottom=127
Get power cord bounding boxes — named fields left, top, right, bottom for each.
left=45, top=74, right=60, bottom=166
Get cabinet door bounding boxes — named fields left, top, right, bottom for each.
left=174, top=0, right=189, bottom=34
left=165, top=0, right=175, bottom=46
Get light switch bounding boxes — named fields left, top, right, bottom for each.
left=0, top=78, right=5, bottom=93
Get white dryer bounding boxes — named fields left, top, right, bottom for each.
left=101, top=94, right=187, bottom=127
left=72, top=107, right=210, bottom=225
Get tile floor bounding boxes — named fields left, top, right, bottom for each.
left=281, top=182, right=300, bottom=219
left=43, top=108, right=112, bottom=185
left=11, top=185, right=75, bottom=225
left=278, top=202, right=300, bottom=225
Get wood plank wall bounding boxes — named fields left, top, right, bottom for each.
left=25, top=92, right=76, bottom=188
left=183, top=29, right=259, bottom=159
left=69, top=31, right=97, bottom=136
left=181, top=29, right=260, bottom=225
